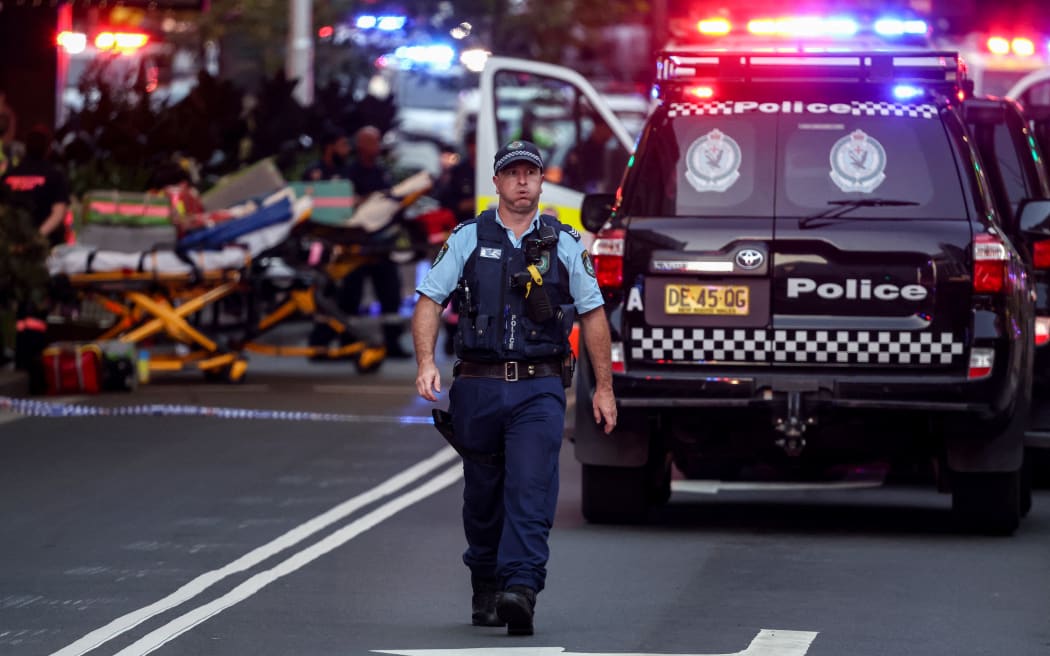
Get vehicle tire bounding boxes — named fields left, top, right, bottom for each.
left=647, top=444, right=672, bottom=506
left=581, top=463, right=647, bottom=524
left=1025, top=447, right=1050, bottom=488
left=950, top=470, right=1021, bottom=535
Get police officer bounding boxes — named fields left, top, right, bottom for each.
left=411, top=140, right=617, bottom=636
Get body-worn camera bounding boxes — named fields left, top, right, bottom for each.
left=523, top=225, right=559, bottom=264
left=511, top=225, right=559, bottom=323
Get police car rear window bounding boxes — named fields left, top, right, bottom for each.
left=622, top=101, right=968, bottom=220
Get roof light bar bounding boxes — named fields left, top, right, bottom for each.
left=698, top=18, right=731, bottom=35
left=656, top=50, right=964, bottom=94
left=95, top=31, right=149, bottom=52
left=1012, top=38, right=1036, bottom=57
left=987, top=36, right=1011, bottom=55
left=873, top=19, right=928, bottom=36
left=746, top=17, right=858, bottom=37
left=57, top=30, right=87, bottom=55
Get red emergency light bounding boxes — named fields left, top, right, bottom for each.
left=95, top=31, right=150, bottom=53
left=57, top=31, right=87, bottom=55
left=986, top=35, right=1037, bottom=57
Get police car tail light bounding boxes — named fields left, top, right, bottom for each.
left=592, top=229, right=625, bottom=291
left=611, top=341, right=626, bottom=373
left=968, top=347, right=995, bottom=379
left=1033, top=240, right=1050, bottom=269
left=972, top=233, right=1008, bottom=294
left=1035, top=318, right=1050, bottom=347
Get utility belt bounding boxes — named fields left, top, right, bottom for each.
left=454, top=357, right=573, bottom=387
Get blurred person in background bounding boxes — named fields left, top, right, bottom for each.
left=342, top=125, right=410, bottom=358
left=2, top=125, right=70, bottom=248
left=436, top=129, right=477, bottom=225
left=0, top=90, right=17, bottom=175
left=307, top=125, right=410, bottom=358
left=432, top=129, right=478, bottom=355
left=562, top=117, right=615, bottom=194
left=303, top=127, right=352, bottom=181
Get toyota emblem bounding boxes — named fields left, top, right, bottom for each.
left=735, top=248, right=764, bottom=270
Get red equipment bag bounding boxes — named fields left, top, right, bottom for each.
left=42, top=343, right=103, bottom=395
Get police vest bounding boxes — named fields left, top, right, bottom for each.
left=455, top=210, right=576, bottom=362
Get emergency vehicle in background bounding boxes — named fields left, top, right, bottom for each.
left=934, top=30, right=1050, bottom=99
left=54, top=6, right=204, bottom=126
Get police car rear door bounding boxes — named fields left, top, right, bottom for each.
left=477, top=57, right=636, bottom=235
left=771, top=91, right=973, bottom=373
left=617, top=96, right=778, bottom=370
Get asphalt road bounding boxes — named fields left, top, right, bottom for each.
left=2, top=349, right=1049, bottom=656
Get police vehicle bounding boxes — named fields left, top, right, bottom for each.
left=565, top=49, right=1043, bottom=535
left=962, top=94, right=1050, bottom=483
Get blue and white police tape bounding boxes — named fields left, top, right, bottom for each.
left=0, top=396, right=434, bottom=424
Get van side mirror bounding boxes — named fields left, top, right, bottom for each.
left=963, top=98, right=1006, bottom=125
left=1017, top=199, right=1050, bottom=233
left=580, top=193, right=616, bottom=233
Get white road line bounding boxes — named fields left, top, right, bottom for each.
left=50, top=446, right=459, bottom=656
left=112, top=464, right=464, bottom=656
left=371, top=628, right=819, bottom=655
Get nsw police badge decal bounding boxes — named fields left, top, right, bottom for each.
left=829, top=129, right=887, bottom=193
left=582, top=250, right=596, bottom=277
left=685, top=128, right=742, bottom=193
left=432, top=242, right=449, bottom=266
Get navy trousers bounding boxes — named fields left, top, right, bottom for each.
left=448, top=375, right=566, bottom=593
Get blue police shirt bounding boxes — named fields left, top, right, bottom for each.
left=416, top=210, right=604, bottom=315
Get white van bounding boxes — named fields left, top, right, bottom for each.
left=473, top=57, right=644, bottom=233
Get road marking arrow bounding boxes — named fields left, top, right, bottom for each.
left=372, top=628, right=818, bottom=656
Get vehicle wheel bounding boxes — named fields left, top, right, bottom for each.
left=581, top=463, right=647, bottom=524
left=647, top=446, right=672, bottom=506
left=951, top=470, right=1021, bottom=535
left=1025, top=447, right=1050, bottom=488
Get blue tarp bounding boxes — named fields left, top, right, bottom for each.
left=176, top=198, right=293, bottom=251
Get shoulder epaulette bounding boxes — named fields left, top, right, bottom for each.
left=541, top=214, right=581, bottom=242
left=451, top=217, right=478, bottom=235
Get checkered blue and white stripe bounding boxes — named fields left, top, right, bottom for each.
left=629, top=327, right=964, bottom=365
left=666, top=101, right=938, bottom=119
left=851, top=101, right=938, bottom=118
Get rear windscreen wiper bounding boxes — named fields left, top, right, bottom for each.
left=798, top=198, right=919, bottom=229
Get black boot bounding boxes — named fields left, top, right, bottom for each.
left=471, top=576, right=504, bottom=627
left=496, top=585, right=536, bottom=636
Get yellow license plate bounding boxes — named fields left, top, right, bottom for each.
left=665, top=284, right=750, bottom=316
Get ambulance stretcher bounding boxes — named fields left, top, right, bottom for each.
left=47, top=180, right=431, bottom=382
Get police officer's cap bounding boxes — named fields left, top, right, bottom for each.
left=493, top=140, right=543, bottom=174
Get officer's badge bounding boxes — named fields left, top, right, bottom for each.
left=685, top=128, right=742, bottom=193
left=582, top=250, right=596, bottom=278
left=829, top=129, right=887, bottom=193
left=536, top=251, right=551, bottom=275
left=432, top=242, right=449, bottom=266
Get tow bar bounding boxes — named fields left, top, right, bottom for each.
left=774, top=391, right=816, bottom=456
